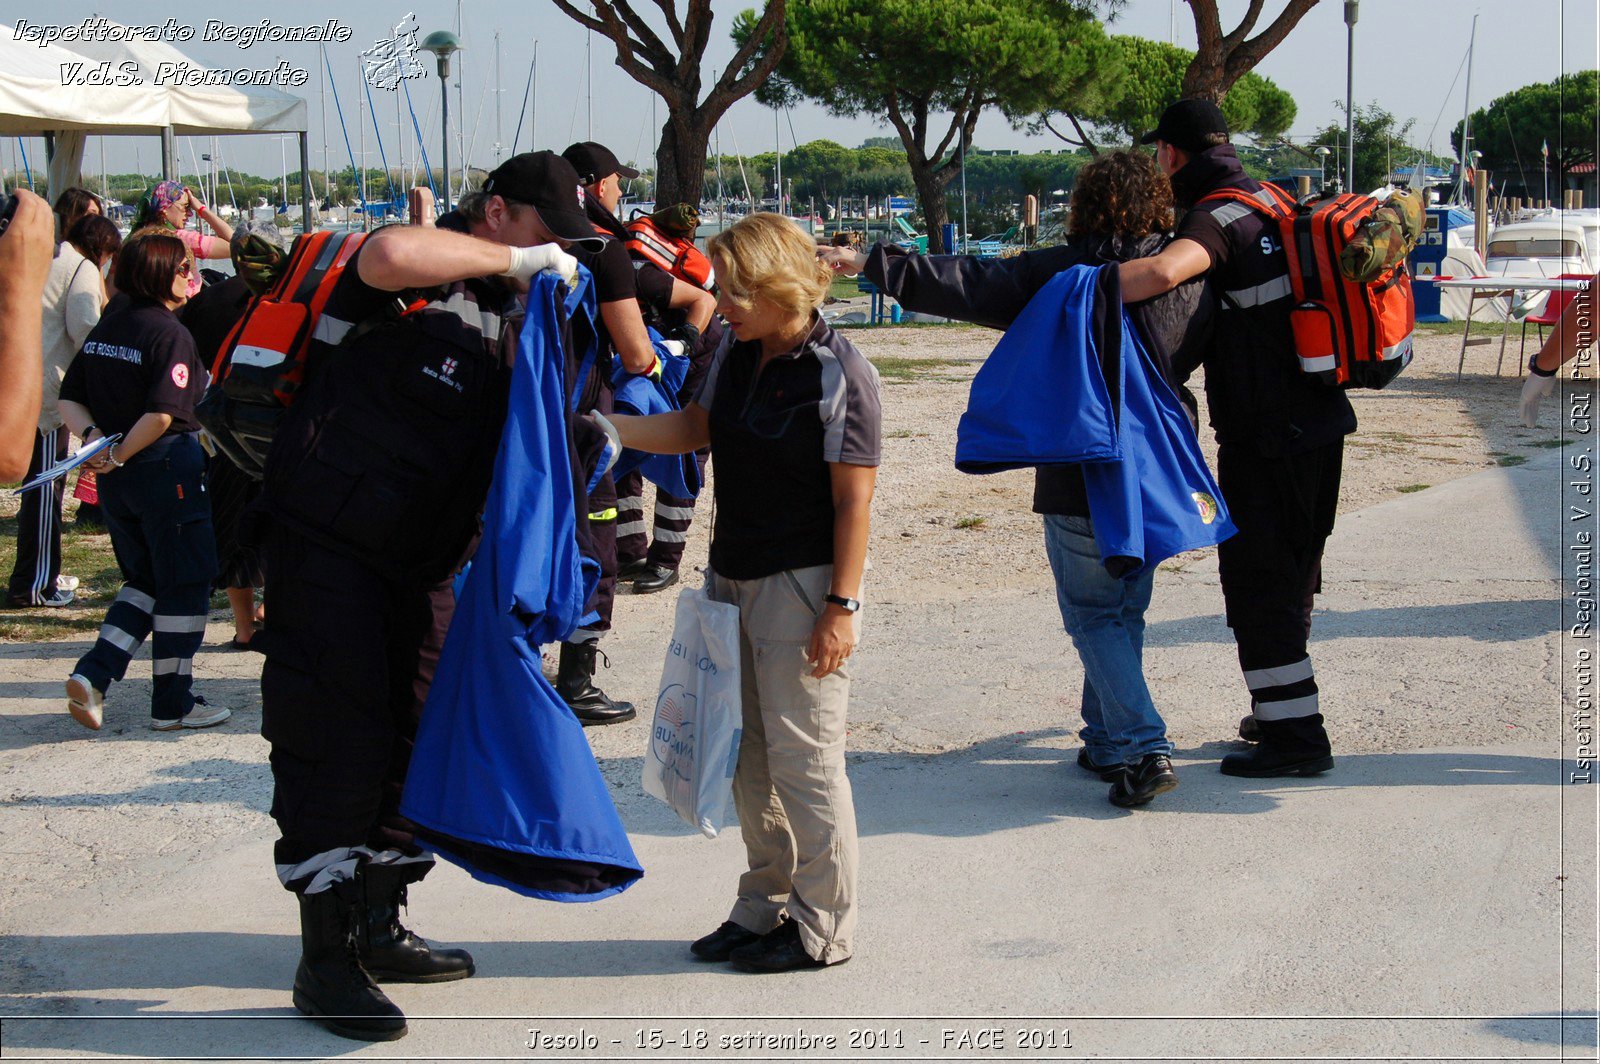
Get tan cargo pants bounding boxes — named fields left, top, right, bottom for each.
left=707, top=563, right=859, bottom=965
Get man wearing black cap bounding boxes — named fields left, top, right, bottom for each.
left=1120, top=99, right=1355, bottom=779
left=523, top=139, right=681, bottom=728
left=565, top=141, right=718, bottom=598
left=254, top=151, right=598, bottom=1042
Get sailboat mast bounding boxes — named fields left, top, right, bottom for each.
left=357, top=59, right=368, bottom=219
left=494, top=32, right=503, bottom=165
left=320, top=45, right=331, bottom=206
left=1455, top=14, right=1477, bottom=205
left=456, top=0, right=467, bottom=193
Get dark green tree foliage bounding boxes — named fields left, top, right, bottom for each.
left=1035, top=36, right=1295, bottom=151
left=782, top=139, right=857, bottom=202
left=1452, top=71, right=1598, bottom=186
left=738, top=0, right=1111, bottom=252
left=1310, top=103, right=1414, bottom=193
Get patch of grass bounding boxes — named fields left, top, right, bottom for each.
left=954, top=515, right=987, bottom=530
left=1414, top=319, right=1508, bottom=339
left=828, top=275, right=863, bottom=301
left=1396, top=484, right=1431, bottom=494
left=0, top=514, right=232, bottom=642
left=1496, top=455, right=1529, bottom=467
left=868, top=356, right=968, bottom=380
left=1527, top=438, right=1568, bottom=449
left=884, top=428, right=929, bottom=439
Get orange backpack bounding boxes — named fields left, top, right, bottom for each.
left=1200, top=185, right=1416, bottom=389
left=624, top=213, right=714, bottom=291
left=197, top=230, right=381, bottom=476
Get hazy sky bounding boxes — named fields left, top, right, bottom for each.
left=3, top=0, right=1596, bottom=193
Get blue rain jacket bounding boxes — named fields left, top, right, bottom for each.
left=399, top=269, right=643, bottom=902
left=609, top=335, right=701, bottom=498
left=956, top=264, right=1236, bottom=575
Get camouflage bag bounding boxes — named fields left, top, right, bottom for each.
left=647, top=203, right=700, bottom=240
left=1339, top=188, right=1425, bottom=283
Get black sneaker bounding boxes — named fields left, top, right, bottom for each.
left=1108, top=753, right=1179, bottom=808
left=616, top=557, right=651, bottom=582
left=728, top=917, right=832, bottom=973
left=689, top=921, right=762, bottom=962
left=1238, top=714, right=1263, bottom=742
left=1076, top=747, right=1126, bottom=782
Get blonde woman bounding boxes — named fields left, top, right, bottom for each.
left=602, top=212, right=881, bottom=973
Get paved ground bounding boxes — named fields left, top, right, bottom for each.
left=0, top=433, right=1593, bottom=1059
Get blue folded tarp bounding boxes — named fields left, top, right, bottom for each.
left=955, top=264, right=1235, bottom=575
left=609, top=333, right=701, bottom=499
left=399, top=269, right=643, bottom=902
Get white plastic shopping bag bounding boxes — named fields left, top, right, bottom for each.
left=642, top=577, right=742, bottom=837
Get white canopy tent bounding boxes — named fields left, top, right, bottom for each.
left=0, top=23, right=313, bottom=228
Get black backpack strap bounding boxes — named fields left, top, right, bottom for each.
left=337, top=297, right=407, bottom=349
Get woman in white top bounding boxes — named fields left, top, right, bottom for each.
left=5, top=214, right=122, bottom=608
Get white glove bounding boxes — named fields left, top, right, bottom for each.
left=660, top=339, right=686, bottom=358
left=1519, top=369, right=1557, bottom=428
left=589, top=410, right=622, bottom=475
left=502, top=243, right=578, bottom=286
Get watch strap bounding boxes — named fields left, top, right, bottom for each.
left=823, top=593, right=861, bottom=613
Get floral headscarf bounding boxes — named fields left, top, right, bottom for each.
left=134, top=180, right=188, bottom=230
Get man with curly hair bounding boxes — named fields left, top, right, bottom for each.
left=820, top=149, right=1210, bottom=808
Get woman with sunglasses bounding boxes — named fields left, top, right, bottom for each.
left=56, top=229, right=227, bottom=733
left=132, top=181, right=234, bottom=299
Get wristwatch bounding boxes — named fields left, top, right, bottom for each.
left=823, top=593, right=861, bottom=613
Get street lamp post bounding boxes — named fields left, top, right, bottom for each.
left=1316, top=145, right=1331, bottom=192
left=420, top=30, right=463, bottom=214
left=1344, top=0, right=1359, bottom=193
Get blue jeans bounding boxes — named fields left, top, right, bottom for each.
left=1042, top=514, right=1172, bottom=765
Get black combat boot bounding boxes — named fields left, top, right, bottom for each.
left=358, top=864, right=475, bottom=984
left=555, top=642, right=637, bottom=726
left=1220, top=715, right=1333, bottom=777
left=292, top=886, right=408, bottom=1042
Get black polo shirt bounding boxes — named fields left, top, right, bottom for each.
left=693, top=317, right=881, bottom=580
left=59, top=297, right=206, bottom=437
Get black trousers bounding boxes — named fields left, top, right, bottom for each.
left=614, top=448, right=708, bottom=572
left=1215, top=439, right=1343, bottom=744
left=573, top=471, right=617, bottom=641
left=259, top=526, right=450, bottom=893
left=7, top=427, right=68, bottom=605
left=72, top=434, right=217, bottom=721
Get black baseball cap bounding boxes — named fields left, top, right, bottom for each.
left=1140, top=99, right=1231, bottom=153
left=562, top=141, right=640, bottom=185
left=481, top=151, right=607, bottom=250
